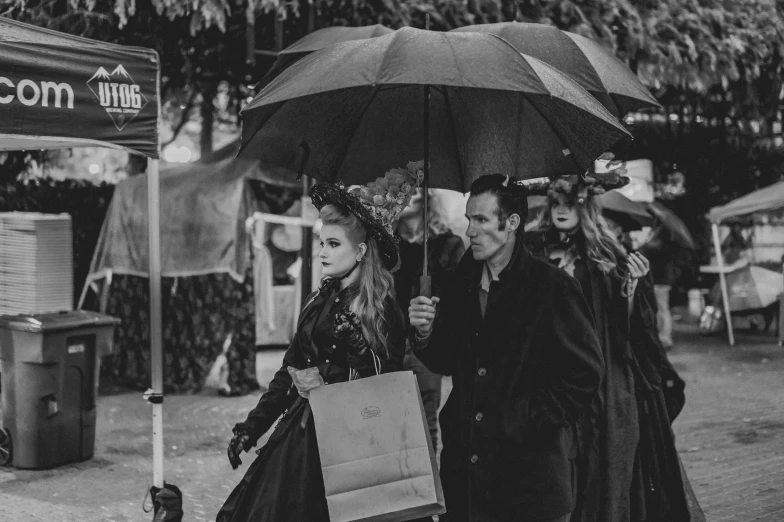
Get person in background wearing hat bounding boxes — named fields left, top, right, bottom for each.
left=217, top=172, right=414, bottom=522
left=526, top=157, right=700, bottom=522
left=409, top=173, right=604, bottom=522
left=394, top=188, right=465, bottom=453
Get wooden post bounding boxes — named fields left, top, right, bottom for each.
left=245, top=2, right=256, bottom=71
left=778, top=292, right=784, bottom=347
left=275, top=13, right=284, bottom=51
left=307, top=1, right=315, bottom=33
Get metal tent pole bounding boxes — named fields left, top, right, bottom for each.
left=147, top=157, right=165, bottom=488
left=712, top=223, right=735, bottom=346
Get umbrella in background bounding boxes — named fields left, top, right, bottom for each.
left=596, top=191, right=655, bottom=230
left=647, top=200, right=696, bottom=249
left=239, top=27, right=630, bottom=295
left=451, top=22, right=661, bottom=116
left=257, top=25, right=394, bottom=89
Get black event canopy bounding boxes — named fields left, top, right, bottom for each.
left=1, top=16, right=168, bottom=492
left=0, top=16, right=160, bottom=158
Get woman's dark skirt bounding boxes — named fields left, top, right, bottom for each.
left=217, top=398, right=330, bottom=522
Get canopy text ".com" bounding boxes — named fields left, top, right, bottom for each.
left=0, top=77, right=74, bottom=109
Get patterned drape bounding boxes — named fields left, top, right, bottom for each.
left=96, top=271, right=258, bottom=394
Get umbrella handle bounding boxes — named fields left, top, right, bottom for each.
left=420, top=275, right=432, bottom=298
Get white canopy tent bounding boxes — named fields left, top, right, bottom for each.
left=708, top=181, right=784, bottom=345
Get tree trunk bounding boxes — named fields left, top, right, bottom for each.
left=629, top=50, right=639, bottom=75
left=518, top=0, right=543, bottom=21
left=200, top=91, right=214, bottom=158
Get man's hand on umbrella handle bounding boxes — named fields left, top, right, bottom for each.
left=409, top=296, right=440, bottom=337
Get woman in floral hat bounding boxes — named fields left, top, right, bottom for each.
left=217, top=167, right=419, bottom=522
left=526, top=156, right=700, bottom=522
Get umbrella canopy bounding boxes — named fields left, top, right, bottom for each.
left=597, top=190, right=655, bottom=231
left=708, top=180, right=784, bottom=224
left=0, top=16, right=160, bottom=158
left=239, top=27, right=630, bottom=190
left=279, top=24, right=393, bottom=55
left=451, top=22, right=660, bottom=117
left=708, top=265, right=784, bottom=312
left=258, top=25, right=395, bottom=89
left=647, top=200, right=695, bottom=249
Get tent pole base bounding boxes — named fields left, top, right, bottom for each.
left=152, top=402, right=164, bottom=488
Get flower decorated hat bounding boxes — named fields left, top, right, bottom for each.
left=521, top=153, right=630, bottom=204
left=310, top=161, right=424, bottom=271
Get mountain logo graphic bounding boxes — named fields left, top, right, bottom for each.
left=86, top=65, right=148, bottom=131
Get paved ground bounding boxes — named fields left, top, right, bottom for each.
left=1, top=319, right=784, bottom=521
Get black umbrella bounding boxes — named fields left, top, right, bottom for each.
left=239, top=26, right=630, bottom=294
left=451, top=22, right=661, bottom=116
left=257, top=24, right=395, bottom=89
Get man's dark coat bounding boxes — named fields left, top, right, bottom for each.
left=415, top=239, right=604, bottom=521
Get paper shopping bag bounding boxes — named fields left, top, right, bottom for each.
left=309, top=370, right=445, bottom=522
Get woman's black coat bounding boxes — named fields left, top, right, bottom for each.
left=527, top=229, right=702, bottom=522
left=218, top=280, right=406, bottom=522
left=415, top=240, right=604, bottom=522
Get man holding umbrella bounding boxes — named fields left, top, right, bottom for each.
left=409, top=174, right=604, bottom=522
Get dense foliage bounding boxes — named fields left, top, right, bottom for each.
left=4, top=0, right=784, bottom=376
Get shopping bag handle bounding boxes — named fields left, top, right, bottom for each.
left=349, top=350, right=381, bottom=381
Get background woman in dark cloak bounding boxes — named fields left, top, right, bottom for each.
left=526, top=163, right=702, bottom=522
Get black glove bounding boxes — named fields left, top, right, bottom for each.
left=227, top=430, right=251, bottom=470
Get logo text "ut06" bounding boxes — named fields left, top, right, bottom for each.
left=97, top=82, right=143, bottom=110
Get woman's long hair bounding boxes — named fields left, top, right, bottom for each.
left=319, top=204, right=395, bottom=358
left=537, top=193, right=628, bottom=278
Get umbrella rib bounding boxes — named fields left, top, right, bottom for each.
left=442, top=88, right=467, bottom=191
left=376, top=84, right=414, bottom=94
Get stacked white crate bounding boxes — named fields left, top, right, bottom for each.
left=0, top=212, right=73, bottom=315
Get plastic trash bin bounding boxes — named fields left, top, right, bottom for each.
left=0, top=310, right=119, bottom=469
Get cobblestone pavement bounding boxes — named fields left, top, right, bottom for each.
left=1, top=323, right=784, bottom=521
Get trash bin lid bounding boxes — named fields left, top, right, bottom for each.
left=0, top=310, right=119, bottom=334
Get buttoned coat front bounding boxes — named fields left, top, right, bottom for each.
left=415, top=240, right=603, bottom=522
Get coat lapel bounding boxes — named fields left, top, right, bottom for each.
left=458, top=239, right=536, bottom=356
